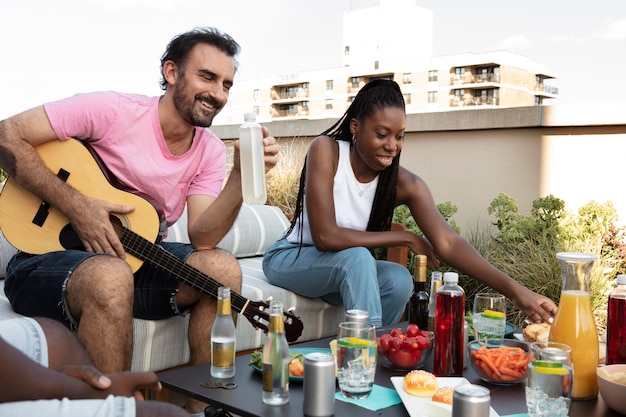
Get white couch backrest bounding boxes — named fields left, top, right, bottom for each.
left=165, top=204, right=290, bottom=258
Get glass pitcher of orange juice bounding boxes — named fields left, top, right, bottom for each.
left=549, top=252, right=599, bottom=400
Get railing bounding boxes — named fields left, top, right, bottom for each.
left=273, top=90, right=309, bottom=100
left=273, top=108, right=310, bottom=118
left=450, top=73, right=500, bottom=84
left=535, top=84, right=559, bottom=95
left=449, top=96, right=499, bottom=107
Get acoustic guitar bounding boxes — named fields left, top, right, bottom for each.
left=0, top=139, right=304, bottom=342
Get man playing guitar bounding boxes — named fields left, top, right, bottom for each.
left=0, top=27, right=281, bottom=415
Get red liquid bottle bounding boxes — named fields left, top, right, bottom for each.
left=607, top=274, right=626, bottom=364
left=434, top=272, right=465, bottom=377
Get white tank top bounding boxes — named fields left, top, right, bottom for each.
left=287, top=140, right=379, bottom=245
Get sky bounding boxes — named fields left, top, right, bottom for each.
left=1, top=0, right=625, bottom=119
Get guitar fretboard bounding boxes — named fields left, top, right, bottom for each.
left=117, top=226, right=250, bottom=313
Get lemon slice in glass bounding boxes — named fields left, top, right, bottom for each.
left=338, top=337, right=374, bottom=349
left=532, top=361, right=569, bottom=375
left=482, top=310, right=505, bottom=319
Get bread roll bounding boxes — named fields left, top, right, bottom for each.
left=432, top=386, right=454, bottom=405
left=403, top=370, right=439, bottom=397
left=523, top=323, right=550, bottom=343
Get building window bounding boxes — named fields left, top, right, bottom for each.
left=302, top=82, right=309, bottom=92
left=325, top=99, right=333, bottom=110
left=351, top=77, right=360, bottom=88
left=403, top=93, right=411, bottom=104
left=253, top=106, right=260, bottom=115
left=374, top=61, right=379, bottom=70
left=253, top=89, right=259, bottom=101
left=326, top=80, right=334, bottom=91
left=403, top=73, right=412, bottom=84
left=454, top=89, right=465, bottom=101
left=344, top=46, right=350, bottom=55
left=428, top=91, right=437, bottom=103
left=428, top=70, right=438, bottom=82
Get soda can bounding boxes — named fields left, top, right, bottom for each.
left=452, top=384, right=490, bottom=417
left=303, top=352, right=335, bottom=416
left=345, top=309, right=369, bottom=324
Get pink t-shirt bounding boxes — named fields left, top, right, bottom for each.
left=44, top=91, right=226, bottom=227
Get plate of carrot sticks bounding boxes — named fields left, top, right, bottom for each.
left=468, top=339, right=530, bottom=385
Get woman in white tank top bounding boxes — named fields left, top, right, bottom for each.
left=263, top=79, right=557, bottom=327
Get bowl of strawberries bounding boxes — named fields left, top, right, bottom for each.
left=378, top=324, right=433, bottom=370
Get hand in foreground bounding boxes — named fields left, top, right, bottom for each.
left=106, top=372, right=162, bottom=400
left=56, top=367, right=160, bottom=400
left=57, top=365, right=112, bottom=390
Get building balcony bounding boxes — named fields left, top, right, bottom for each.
left=534, top=84, right=559, bottom=96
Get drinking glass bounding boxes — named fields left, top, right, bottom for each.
left=336, top=321, right=377, bottom=399
left=526, top=341, right=573, bottom=417
left=472, top=293, right=506, bottom=343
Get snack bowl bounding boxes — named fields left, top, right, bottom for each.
left=378, top=324, right=433, bottom=370
left=597, top=364, right=626, bottom=415
left=468, top=338, right=530, bottom=385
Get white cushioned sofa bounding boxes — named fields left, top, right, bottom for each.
left=0, top=204, right=344, bottom=373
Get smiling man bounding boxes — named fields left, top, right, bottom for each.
left=0, top=27, right=279, bottom=416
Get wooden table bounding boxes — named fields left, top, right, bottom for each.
left=158, top=330, right=620, bottom=417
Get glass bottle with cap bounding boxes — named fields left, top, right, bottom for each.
left=262, top=300, right=290, bottom=405
left=434, top=271, right=465, bottom=377
left=427, top=271, right=443, bottom=332
left=548, top=252, right=599, bottom=399
left=210, top=286, right=236, bottom=378
left=408, top=254, right=429, bottom=329
left=607, top=274, right=626, bottom=364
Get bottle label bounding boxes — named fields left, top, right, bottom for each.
left=269, top=315, right=285, bottom=333
left=212, top=341, right=235, bottom=368
left=217, top=299, right=232, bottom=315
left=262, top=361, right=289, bottom=392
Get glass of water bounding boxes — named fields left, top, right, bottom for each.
left=472, top=293, right=506, bottom=343
left=336, top=321, right=377, bottom=399
left=526, top=341, right=573, bottom=417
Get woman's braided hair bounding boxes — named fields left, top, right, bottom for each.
left=287, top=78, right=405, bottom=239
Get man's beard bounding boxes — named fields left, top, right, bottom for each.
left=172, top=82, right=221, bottom=128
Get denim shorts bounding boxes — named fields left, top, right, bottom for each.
left=4, top=242, right=194, bottom=330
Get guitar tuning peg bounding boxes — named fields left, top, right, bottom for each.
left=287, top=306, right=296, bottom=314
left=265, top=296, right=273, bottom=303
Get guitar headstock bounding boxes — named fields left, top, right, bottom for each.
left=243, top=300, right=304, bottom=343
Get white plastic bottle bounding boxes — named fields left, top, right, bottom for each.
left=262, top=301, right=290, bottom=405
left=210, top=286, right=236, bottom=378
left=239, top=112, right=267, bottom=204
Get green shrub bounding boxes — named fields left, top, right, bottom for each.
left=484, top=195, right=625, bottom=332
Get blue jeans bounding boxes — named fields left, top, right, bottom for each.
left=262, top=238, right=412, bottom=327
left=4, top=242, right=194, bottom=330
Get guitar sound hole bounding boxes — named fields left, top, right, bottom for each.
left=59, top=224, right=85, bottom=250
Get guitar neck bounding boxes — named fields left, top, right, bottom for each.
left=118, top=227, right=249, bottom=313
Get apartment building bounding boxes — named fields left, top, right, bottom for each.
left=214, top=0, right=558, bottom=125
